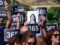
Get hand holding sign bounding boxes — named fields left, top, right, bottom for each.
left=20, top=26, right=28, bottom=33
left=24, top=21, right=29, bottom=26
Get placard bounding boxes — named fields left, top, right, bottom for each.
left=35, top=7, right=47, bottom=17
left=12, top=15, right=25, bottom=24
left=18, top=6, right=25, bottom=13
left=13, top=6, right=18, bottom=14
left=13, top=6, right=25, bottom=14
left=27, top=11, right=39, bottom=24
left=46, top=23, right=58, bottom=31
left=4, top=29, right=20, bottom=42
left=28, top=24, right=40, bottom=34
left=27, top=11, right=40, bottom=34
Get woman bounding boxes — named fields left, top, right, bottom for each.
left=46, top=28, right=60, bottom=45
left=4, top=0, right=11, bottom=29
left=9, top=33, right=24, bottom=45
left=23, top=32, right=36, bottom=45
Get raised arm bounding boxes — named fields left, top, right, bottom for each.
left=4, top=0, right=11, bottom=29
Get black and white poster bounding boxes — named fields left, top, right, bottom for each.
left=27, top=11, right=39, bottom=24
left=4, top=29, right=20, bottom=42
left=46, top=23, right=58, bottom=31
left=27, top=11, right=40, bottom=34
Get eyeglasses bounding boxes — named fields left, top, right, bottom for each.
left=53, top=34, right=60, bottom=38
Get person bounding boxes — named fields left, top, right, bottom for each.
left=10, top=13, right=20, bottom=29
left=36, top=15, right=47, bottom=45
left=23, top=32, right=36, bottom=45
left=4, top=0, right=11, bottom=29
left=36, top=15, right=47, bottom=37
left=9, top=33, right=24, bottom=45
left=29, top=14, right=37, bottom=24
left=38, top=15, right=46, bottom=26
left=46, top=28, right=60, bottom=45
left=36, top=36, right=47, bottom=45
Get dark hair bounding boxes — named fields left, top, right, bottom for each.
left=30, top=14, right=36, bottom=23
left=23, top=31, right=36, bottom=45
left=46, top=28, right=60, bottom=45
left=9, top=33, right=24, bottom=45
left=9, top=31, right=36, bottom=45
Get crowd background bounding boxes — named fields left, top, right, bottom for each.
left=0, top=0, right=60, bottom=45
left=0, top=0, right=60, bottom=28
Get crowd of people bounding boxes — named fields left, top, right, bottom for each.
left=0, top=0, right=60, bottom=45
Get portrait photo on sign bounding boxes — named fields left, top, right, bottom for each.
left=27, top=11, right=39, bottom=24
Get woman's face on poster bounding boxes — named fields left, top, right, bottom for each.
left=30, top=14, right=36, bottom=24
left=30, top=14, right=35, bottom=21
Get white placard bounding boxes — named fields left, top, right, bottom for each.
left=27, top=11, right=39, bottom=24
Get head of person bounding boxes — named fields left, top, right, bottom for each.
left=30, top=14, right=36, bottom=24
left=47, top=28, right=60, bottom=45
left=9, top=33, right=24, bottom=45
left=23, top=32, right=36, bottom=45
